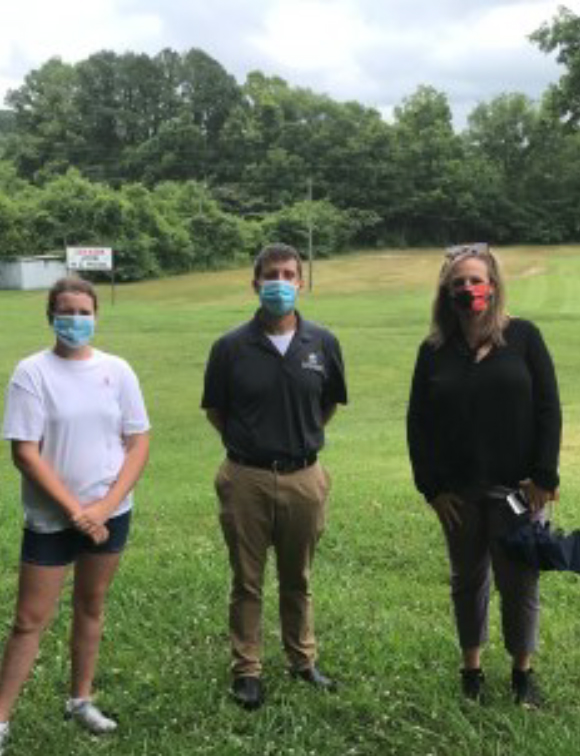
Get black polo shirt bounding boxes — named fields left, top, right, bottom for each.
left=202, top=311, right=347, bottom=460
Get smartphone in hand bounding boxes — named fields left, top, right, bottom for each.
left=506, top=490, right=527, bottom=516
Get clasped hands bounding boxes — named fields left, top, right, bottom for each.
left=431, top=479, right=558, bottom=531
left=70, top=499, right=113, bottom=544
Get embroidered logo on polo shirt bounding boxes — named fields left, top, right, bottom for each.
left=301, top=352, right=324, bottom=372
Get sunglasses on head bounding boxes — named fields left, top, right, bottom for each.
left=445, top=242, right=489, bottom=260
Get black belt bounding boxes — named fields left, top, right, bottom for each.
left=227, top=451, right=317, bottom=474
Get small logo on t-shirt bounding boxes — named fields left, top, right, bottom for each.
left=301, top=352, right=324, bottom=372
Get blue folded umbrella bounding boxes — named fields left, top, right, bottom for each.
left=501, top=519, right=580, bottom=572
left=493, top=486, right=580, bottom=573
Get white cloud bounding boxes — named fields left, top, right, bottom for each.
left=248, top=0, right=389, bottom=99
left=251, top=0, right=379, bottom=71
left=0, top=0, right=578, bottom=127
left=433, top=1, right=565, bottom=62
left=0, top=0, right=162, bottom=95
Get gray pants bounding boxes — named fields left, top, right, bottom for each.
left=442, top=495, right=540, bottom=657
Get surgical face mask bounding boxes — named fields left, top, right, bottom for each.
left=53, top=315, right=95, bottom=349
left=259, top=280, right=298, bottom=317
left=452, top=283, right=492, bottom=313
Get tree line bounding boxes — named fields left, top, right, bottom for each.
left=0, top=7, right=579, bottom=280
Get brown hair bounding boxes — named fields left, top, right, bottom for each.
left=253, top=243, right=303, bottom=281
left=428, top=245, right=508, bottom=347
left=46, top=277, right=98, bottom=323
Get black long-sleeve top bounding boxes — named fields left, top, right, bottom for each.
left=407, top=318, right=561, bottom=502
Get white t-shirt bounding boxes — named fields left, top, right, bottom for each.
left=266, top=330, right=295, bottom=356
left=3, top=349, right=150, bottom=533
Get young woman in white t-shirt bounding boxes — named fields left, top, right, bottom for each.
left=0, top=278, right=150, bottom=751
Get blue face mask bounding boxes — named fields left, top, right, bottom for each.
left=53, top=315, right=95, bottom=349
left=259, top=281, right=298, bottom=317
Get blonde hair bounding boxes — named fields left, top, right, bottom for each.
left=428, top=245, right=509, bottom=348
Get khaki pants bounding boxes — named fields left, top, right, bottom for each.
left=215, top=458, right=330, bottom=678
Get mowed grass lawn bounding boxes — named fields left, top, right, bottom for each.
left=1, top=245, right=580, bottom=756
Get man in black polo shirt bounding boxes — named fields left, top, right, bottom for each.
left=202, top=242, right=347, bottom=710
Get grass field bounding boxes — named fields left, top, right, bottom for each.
left=1, top=245, right=580, bottom=755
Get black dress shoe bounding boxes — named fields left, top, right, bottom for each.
left=291, top=666, right=337, bottom=691
left=231, top=676, right=264, bottom=710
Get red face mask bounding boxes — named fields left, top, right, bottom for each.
left=453, top=283, right=493, bottom=313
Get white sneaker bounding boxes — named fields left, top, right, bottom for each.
left=0, top=723, right=9, bottom=755
left=66, top=699, right=117, bottom=734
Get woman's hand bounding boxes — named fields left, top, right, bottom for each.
left=70, top=510, right=109, bottom=544
left=72, top=431, right=149, bottom=544
left=81, top=434, right=149, bottom=533
left=431, top=492, right=464, bottom=530
left=12, top=441, right=109, bottom=544
left=84, top=498, right=115, bottom=527
left=519, top=479, right=558, bottom=513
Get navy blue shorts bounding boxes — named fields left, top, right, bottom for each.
left=21, top=511, right=132, bottom=567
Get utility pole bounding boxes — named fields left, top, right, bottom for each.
left=307, top=177, right=313, bottom=291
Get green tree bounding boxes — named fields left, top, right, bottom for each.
left=389, top=86, right=463, bottom=244
left=464, top=91, right=580, bottom=242
left=0, top=109, right=16, bottom=157
left=0, top=194, right=29, bottom=256
left=123, top=115, right=206, bottom=184
left=5, top=58, right=80, bottom=179
left=466, top=94, right=537, bottom=184
left=260, top=199, right=356, bottom=257
left=518, top=101, right=580, bottom=241
left=463, top=93, right=539, bottom=240
left=153, top=180, right=254, bottom=269
left=180, top=49, right=241, bottom=145
left=531, top=6, right=580, bottom=127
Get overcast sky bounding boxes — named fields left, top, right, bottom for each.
left=0, top=0, right=577, bottom=128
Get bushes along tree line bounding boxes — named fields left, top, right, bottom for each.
left=0, top=8, right=579, bottom=279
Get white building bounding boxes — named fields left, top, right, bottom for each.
left=0, top=255, right=67, bottom=290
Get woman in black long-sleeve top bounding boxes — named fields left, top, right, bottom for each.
left=407, top=244, right=561, bottom=706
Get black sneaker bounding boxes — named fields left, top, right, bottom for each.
left=460, top=668, right=485, bottom=702
left=511, top=668, right=542, bottom=708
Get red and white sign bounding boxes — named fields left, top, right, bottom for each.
left=66, top=247, right=113, bottom=271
